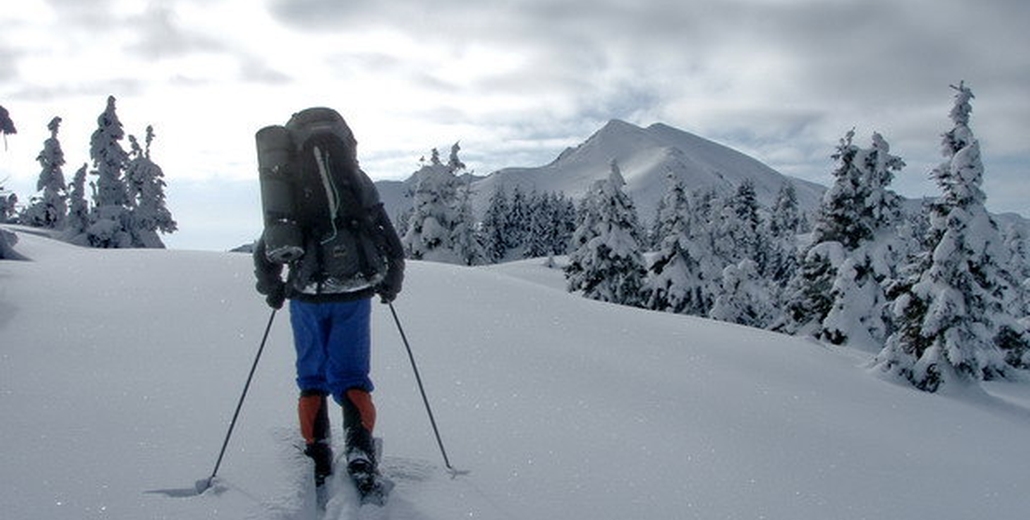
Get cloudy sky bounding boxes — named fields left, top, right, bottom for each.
left=1, top=0, right=1028, bottom=250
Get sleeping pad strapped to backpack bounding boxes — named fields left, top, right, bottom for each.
left=255, top=107, right=389, bottom=294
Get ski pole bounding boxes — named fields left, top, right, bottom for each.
left=388, top=302, right=464, bottom=475
left=198, top=308, right=277, bottom=493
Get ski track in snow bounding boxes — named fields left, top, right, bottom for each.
left=227, top=426, right=506, bottom=520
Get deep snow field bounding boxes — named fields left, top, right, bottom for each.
left=2, top=228, right=1030, bottom=519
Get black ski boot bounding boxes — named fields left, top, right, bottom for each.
left=342, top=390, right=390, bottom=504
left=299, top=391, right=333, bottom=486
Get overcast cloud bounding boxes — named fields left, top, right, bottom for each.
left=1, top=0, right=1027, bottom=249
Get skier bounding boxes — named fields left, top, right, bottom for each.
left=252, top=108, right=405, bottom=498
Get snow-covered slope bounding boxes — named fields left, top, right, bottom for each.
left=380, top=120, right=826, bottom=223
left=2, top=229, right=1030, bottom=519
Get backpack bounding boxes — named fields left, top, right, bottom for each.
left=256, top=108, right=389, bottom=293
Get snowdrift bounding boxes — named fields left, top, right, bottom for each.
left=2, top=229, right=1029, bottom=519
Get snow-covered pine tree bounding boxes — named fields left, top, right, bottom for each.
left=565, top=181, right=603, bottom=289
left=642, top=172, right=705, bottom=315
left=0, top=106, right=19, bottom=258
left=481, top=188, right=575, bottom=263
left=782, top=130, right=905, bottom=347
left=812, top=129, right=893, bottom=249
left=0, top=104, right=15, bottom=150
left=819, top=255, right=888, bottom=347
left=564, top=159, right=647, bottom=306
left=62, top=164, right=90, bottom=245
left=648, top=171, right=678, bottom=250
left=401, top=143, right=464, bottom=263
left=452, top=174, right=482, bottom=265
left=707, top=180, right=778, bottom=325
left=0, top=227, right=24, bottom=259
left=447, top=140, right=466, bottom=172
left=125, top=126, right=176, bottom=247
left=764, top=182, right=803, bottom=283
left=875, top=82, right=1029, bottom=390
left=819, top=132, right=906, bottom=348
left=711, top=180, right=766, bottom=271
left=523, top=191, right=576, bottom=259
left=550, top=193, right=577, bottom=256
left=1002, top=221, right=1030, bottom=319
left=709, top=259, right=775, bottom=327
left=768, top=182, right=803, bottom=239
left=682, top=186, right=725, bottom=314
left=0, top=191, right=15, bottom=223
left=780, top=241, right=840, bottom=336
left=506, top=184, right=529, bottom=255
left=481, top=186, right=510, bottom=263
left=22, top=117, right=68, bottom=229
left=524, top=190, right=553, bottom=259
left=86, top=95, right=132, bottom=248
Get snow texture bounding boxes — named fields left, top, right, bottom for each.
left=2, top=230, right=1030, bottom=519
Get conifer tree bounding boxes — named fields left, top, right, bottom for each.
left=765, top=182, right=803, bottom=282
left=524, top=191, right=554, bottom=259
left=643, top=173, right=705, bottom=314
left=551, top=193, right=577, bottom=256
left=709, top=259, right=775, bottom=327
left=768, top=182, right=802, bottom=239
left=23, top=117, right=68, bottom=229
left=0, top=106, right=16, bottom=226
left=875, top=82, right=1029, bottom=389
left=125, top=126, right=176, bottom=247
left=451, top=175, right=482, bottom=265
left=481, top=186, right=510, bottom=263
left=0, top=105, right=21, bottom=259
left=507, top=184, right=529, bottom=255
left=782, top=130, right=905, bottom=346
left=0, top=104, right=15, bottom=150
left=0, top=226, right=23, bottom=259
left=63, top=164, right=90, bottom=244
left=564, top=160, right=647, bottom=306
left=820, top=132, right=906, bottom=347
left=0, top=190, right=15, bottom=223
left=402, top=143, right=464, bottom=262
left=712, top=180, right=764, bottom=270
left=707, top=180, right=777, bottom=324
left=685, top=187, right=726, bottom=313
left=86, top=95, right=132, bottom=248
left=1003, top=222, right=1030, bottom=318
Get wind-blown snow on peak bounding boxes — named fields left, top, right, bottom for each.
left=383, top=119, right=824, bottom=223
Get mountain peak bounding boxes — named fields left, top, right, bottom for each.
left=599, top=118, right=644, bottom=133
left=381, top=119, right=826, bottom=224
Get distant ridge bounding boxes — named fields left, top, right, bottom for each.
left=377, top=119, right=826, bottom=223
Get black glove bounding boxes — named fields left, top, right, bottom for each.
left=253, top=236, right=287, bottom=309
left=256, top=278, right=287, bottom=309
left=376, top=259, right=404, bottom=303
left=376, top=280, right=399, bottom=304
left=266, top=282, right=287, bottom=309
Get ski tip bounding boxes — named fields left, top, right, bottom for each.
left=360, top=479, right=394, bottom=507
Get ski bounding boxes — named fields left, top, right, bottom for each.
left=315, top=483, right=330, bottom=512
left=348, top=460, right=394, bottom=506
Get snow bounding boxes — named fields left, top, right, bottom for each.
left=3, top=229, right=1030, bottom=519
left=430, top=119, right=826, bottom=227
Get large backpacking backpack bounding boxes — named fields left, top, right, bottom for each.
left=256, top=108, right=388, bottom=293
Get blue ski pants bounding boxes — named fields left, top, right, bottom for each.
left=289, top=298, right=374, bottom=404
